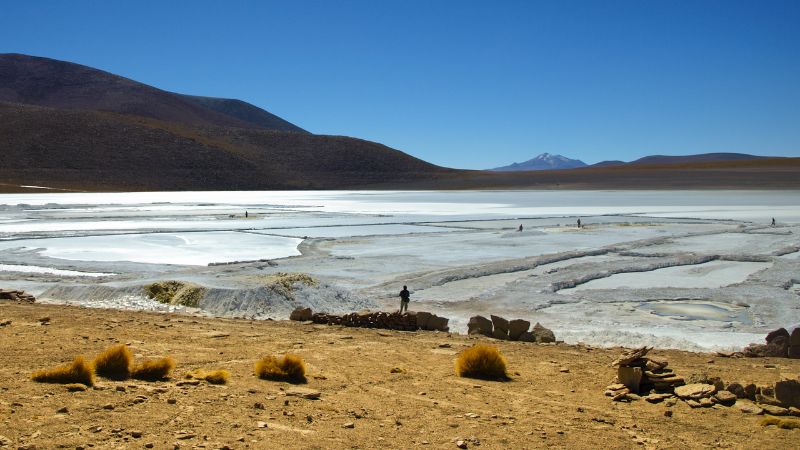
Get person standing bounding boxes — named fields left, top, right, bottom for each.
left=577, top=218, right=582, bottom=228
left=399, top=285, right=410, bottom=313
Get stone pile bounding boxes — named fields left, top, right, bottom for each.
left=743, top=327, right=800, bottom=358
left=467, top=314, right=556, bottom=343
left=289, top=307, right=449, bottom=332
left=0, top=289, right=35, bottom=302
left=607, top=347, right=685, bottom=400
left=606, top=347, right=800, bottom=415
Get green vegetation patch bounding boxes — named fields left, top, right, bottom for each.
left=144, top=280, right=206, bottom=308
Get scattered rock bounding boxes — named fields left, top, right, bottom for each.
left=285, top=388, right=321, bottom=400
left=744, top=384, right=758, bottom=401
left=760, top=404, right=790, bottom=416
left=559, top=368, right=570, bottom=373
left=644, top=393, right=672, bottom=404
left=56, top=406, right=69, bottom=414
left=130, top=430, right=143, bottom=438
left=532, top=323, right=556, bottom=343
left=726, top=382, right=745, bottom=398
left=664, top=410, right=673, bottom=417
left=66, top=383, right=88, bottom=392
left=289, top=307, right=313, bottom=321
left=736, top=402, right=764, bottom=415
left=455, top=440, right=468, bottom=449
left=343, top=422, right=355, bottom=429
left=257, top=421, right=267, bottom=429
left=508, top=319, right=530, bottom=340
left=674, top=384, right=716, bottom=400
left=714, top=390, right=738, bottom=406
left=467, top=316, right=492, bottom=336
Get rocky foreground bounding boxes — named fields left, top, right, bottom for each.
left=1, top=302, right=799, bottom=449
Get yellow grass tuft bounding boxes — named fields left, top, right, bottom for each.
left=255, top=354, right=306, bottom=383
left=32, top=356, right=94, bottom=386
left=454, top=344, right=510, bottom=381
left=131, top=357, right=175, bottom=381
left=186, top=369, right=231, bottom=385
left=93, top=344, right=133, bottom=380
left=761, top=417, right=800, bottom=429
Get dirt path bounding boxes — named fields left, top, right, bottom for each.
left=1, top=302, right=798, bottom=449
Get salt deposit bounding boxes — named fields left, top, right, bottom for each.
left=0, top=190, right=798, bottom=351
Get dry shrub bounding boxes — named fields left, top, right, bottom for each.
left=32, top=356, right=94, bottom=386
left=131, top=357, right=175, bottom=381
left=255, top=354, right=306, bottom=383
left=455, top=344, right=509, bottom=381
left=186, top=369, right=231, bottom=385
left=761, top=417, right=800, bottom=429
left=93, top=344, right=133, bottom=380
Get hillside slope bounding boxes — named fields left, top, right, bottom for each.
left=0, top=102, right=447, bottom=191
left=0, top=53, right=305, bottom=132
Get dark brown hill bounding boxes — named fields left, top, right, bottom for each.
left=0, top=53, right=305, bottom=132
left=0, top=102, right=448, bottom=191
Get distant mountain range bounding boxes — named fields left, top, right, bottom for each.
left=0, top=53, right=797, bottom=191
left=492, top=153, right=587, bottom=171
left=494, top=152, right=771, bottom=171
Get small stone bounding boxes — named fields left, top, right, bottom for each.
left=66, top=384, right=88, bottom=392
left=559, top=368, right=570, bottom=373
left=145, top=444, right=154, bottom=449
left=685, top=400, right=701, bottom=408
left=285, top=388, right=321, bottom=400
left=254, top=402, right=265, bottom=410
left=116, top=386, right=126, bottom=392
left=56, top=406, right=69, bottom=414
left=167, top=398, right=177, bottom=404
left=456, top=440, right=468, bottom=449
left=736, top=403, right=764, bottom=415
left=102, top=404, right=114, bottom=410
left=343, top=422, right=355, bottom=429
left=714, top=391, right=738, bottom=406
left=130, top=430, right=143, bottom=438
left=674, top=383, right=716, bottom=400
left=663, top=410, right=673, bottom=417
left=699, top=398, right=713, bottom=407
left=257, top=421, right=267, bottom=428
left=760, top=404, right=790, bottom=416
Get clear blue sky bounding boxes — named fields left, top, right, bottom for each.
left=2, top=1, right=799, bottom=169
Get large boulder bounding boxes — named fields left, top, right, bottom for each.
left=492, top=328, right=509, bottom=340
left=766, top=328, right=790, bottom=343
left=467, top=315, right=493, bottom=336
left=415, top=311, right=432, bottom=330
left=532, top=323, right=556, bottom=343
left=427, top=314, right=449, bottom=332
left=289, top=307, right=313, bottom=321
left=767, top=336, right=790, bottom=357
left=518, top=331, right=536, bottom=342
left=789, top=328, right=800, bottom=359
left=490, top=315, right=509, bottom=333
left=508, top=319, right=530, bottom=341
left=775, top=379, right=800, bottom=408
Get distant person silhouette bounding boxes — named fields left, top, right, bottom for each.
left=245, top=210, right=249, bottom=218
left=518, top=224, right=523, bottom=232
left=399, top=285, right=410, bottom=313
left=772, top=217, right=776, bottom=226
left=577, top=218, right=582, bottom=229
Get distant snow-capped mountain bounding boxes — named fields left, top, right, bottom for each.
left=491, top=153, right=588, bottom=171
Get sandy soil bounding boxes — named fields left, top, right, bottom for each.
left=1, top=302, right=799, bottom=449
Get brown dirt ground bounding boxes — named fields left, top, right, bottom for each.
left=1, top=302, right=799, bottom=449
